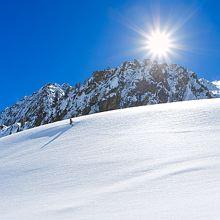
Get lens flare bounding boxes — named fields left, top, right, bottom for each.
left=146, top=29, right=173, bottom=59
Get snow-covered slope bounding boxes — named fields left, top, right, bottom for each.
left=0, top=59, right=219, bottom=138
left=0, top=98, right=220, bottom=220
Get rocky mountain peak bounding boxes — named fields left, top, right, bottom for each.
left=0, top=59, right=219, bottom=137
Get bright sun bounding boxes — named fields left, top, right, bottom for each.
left=146, top=30, right=172, bottom=59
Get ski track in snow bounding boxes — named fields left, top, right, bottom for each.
left=0, top=99, right=220, bottom=219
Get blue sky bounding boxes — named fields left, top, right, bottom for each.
left=1, top=0, right=220, bottom=110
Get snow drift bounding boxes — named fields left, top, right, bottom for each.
left=0, top=98, right=220, bottom=219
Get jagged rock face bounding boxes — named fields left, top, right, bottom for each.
left=0, top=83, right=72, bottom=137
left=0, top=59, right=218, bottom=137
left=61, top=60, right=214, bottom=118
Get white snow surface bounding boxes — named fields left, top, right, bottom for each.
left=0, top=98, right=220, bottom=220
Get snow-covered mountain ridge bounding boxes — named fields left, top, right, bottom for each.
left=0, top=59, right=219, bottom=137
left=0, top=98, right=220, bottom=219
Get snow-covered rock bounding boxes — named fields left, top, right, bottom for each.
left=0, top=83, right=72, bottom=137
left=0, top=59, right=219, bottom=137
left=199, top=78, right=220, bottom=97
left=212, top=80, right=220, bottom=96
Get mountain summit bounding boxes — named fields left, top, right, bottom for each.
left=0, top=59, right=219, bottom=137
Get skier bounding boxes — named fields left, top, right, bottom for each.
left=69, top=118, right=73, bottom=126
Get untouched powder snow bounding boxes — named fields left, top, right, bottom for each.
left=0, top=98, right=220, bottom=219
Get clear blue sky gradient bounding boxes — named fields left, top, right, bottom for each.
left=1, top=0, right=220, bottom=110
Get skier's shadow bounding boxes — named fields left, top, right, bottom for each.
left=40, top=125, right=72, bottom=149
